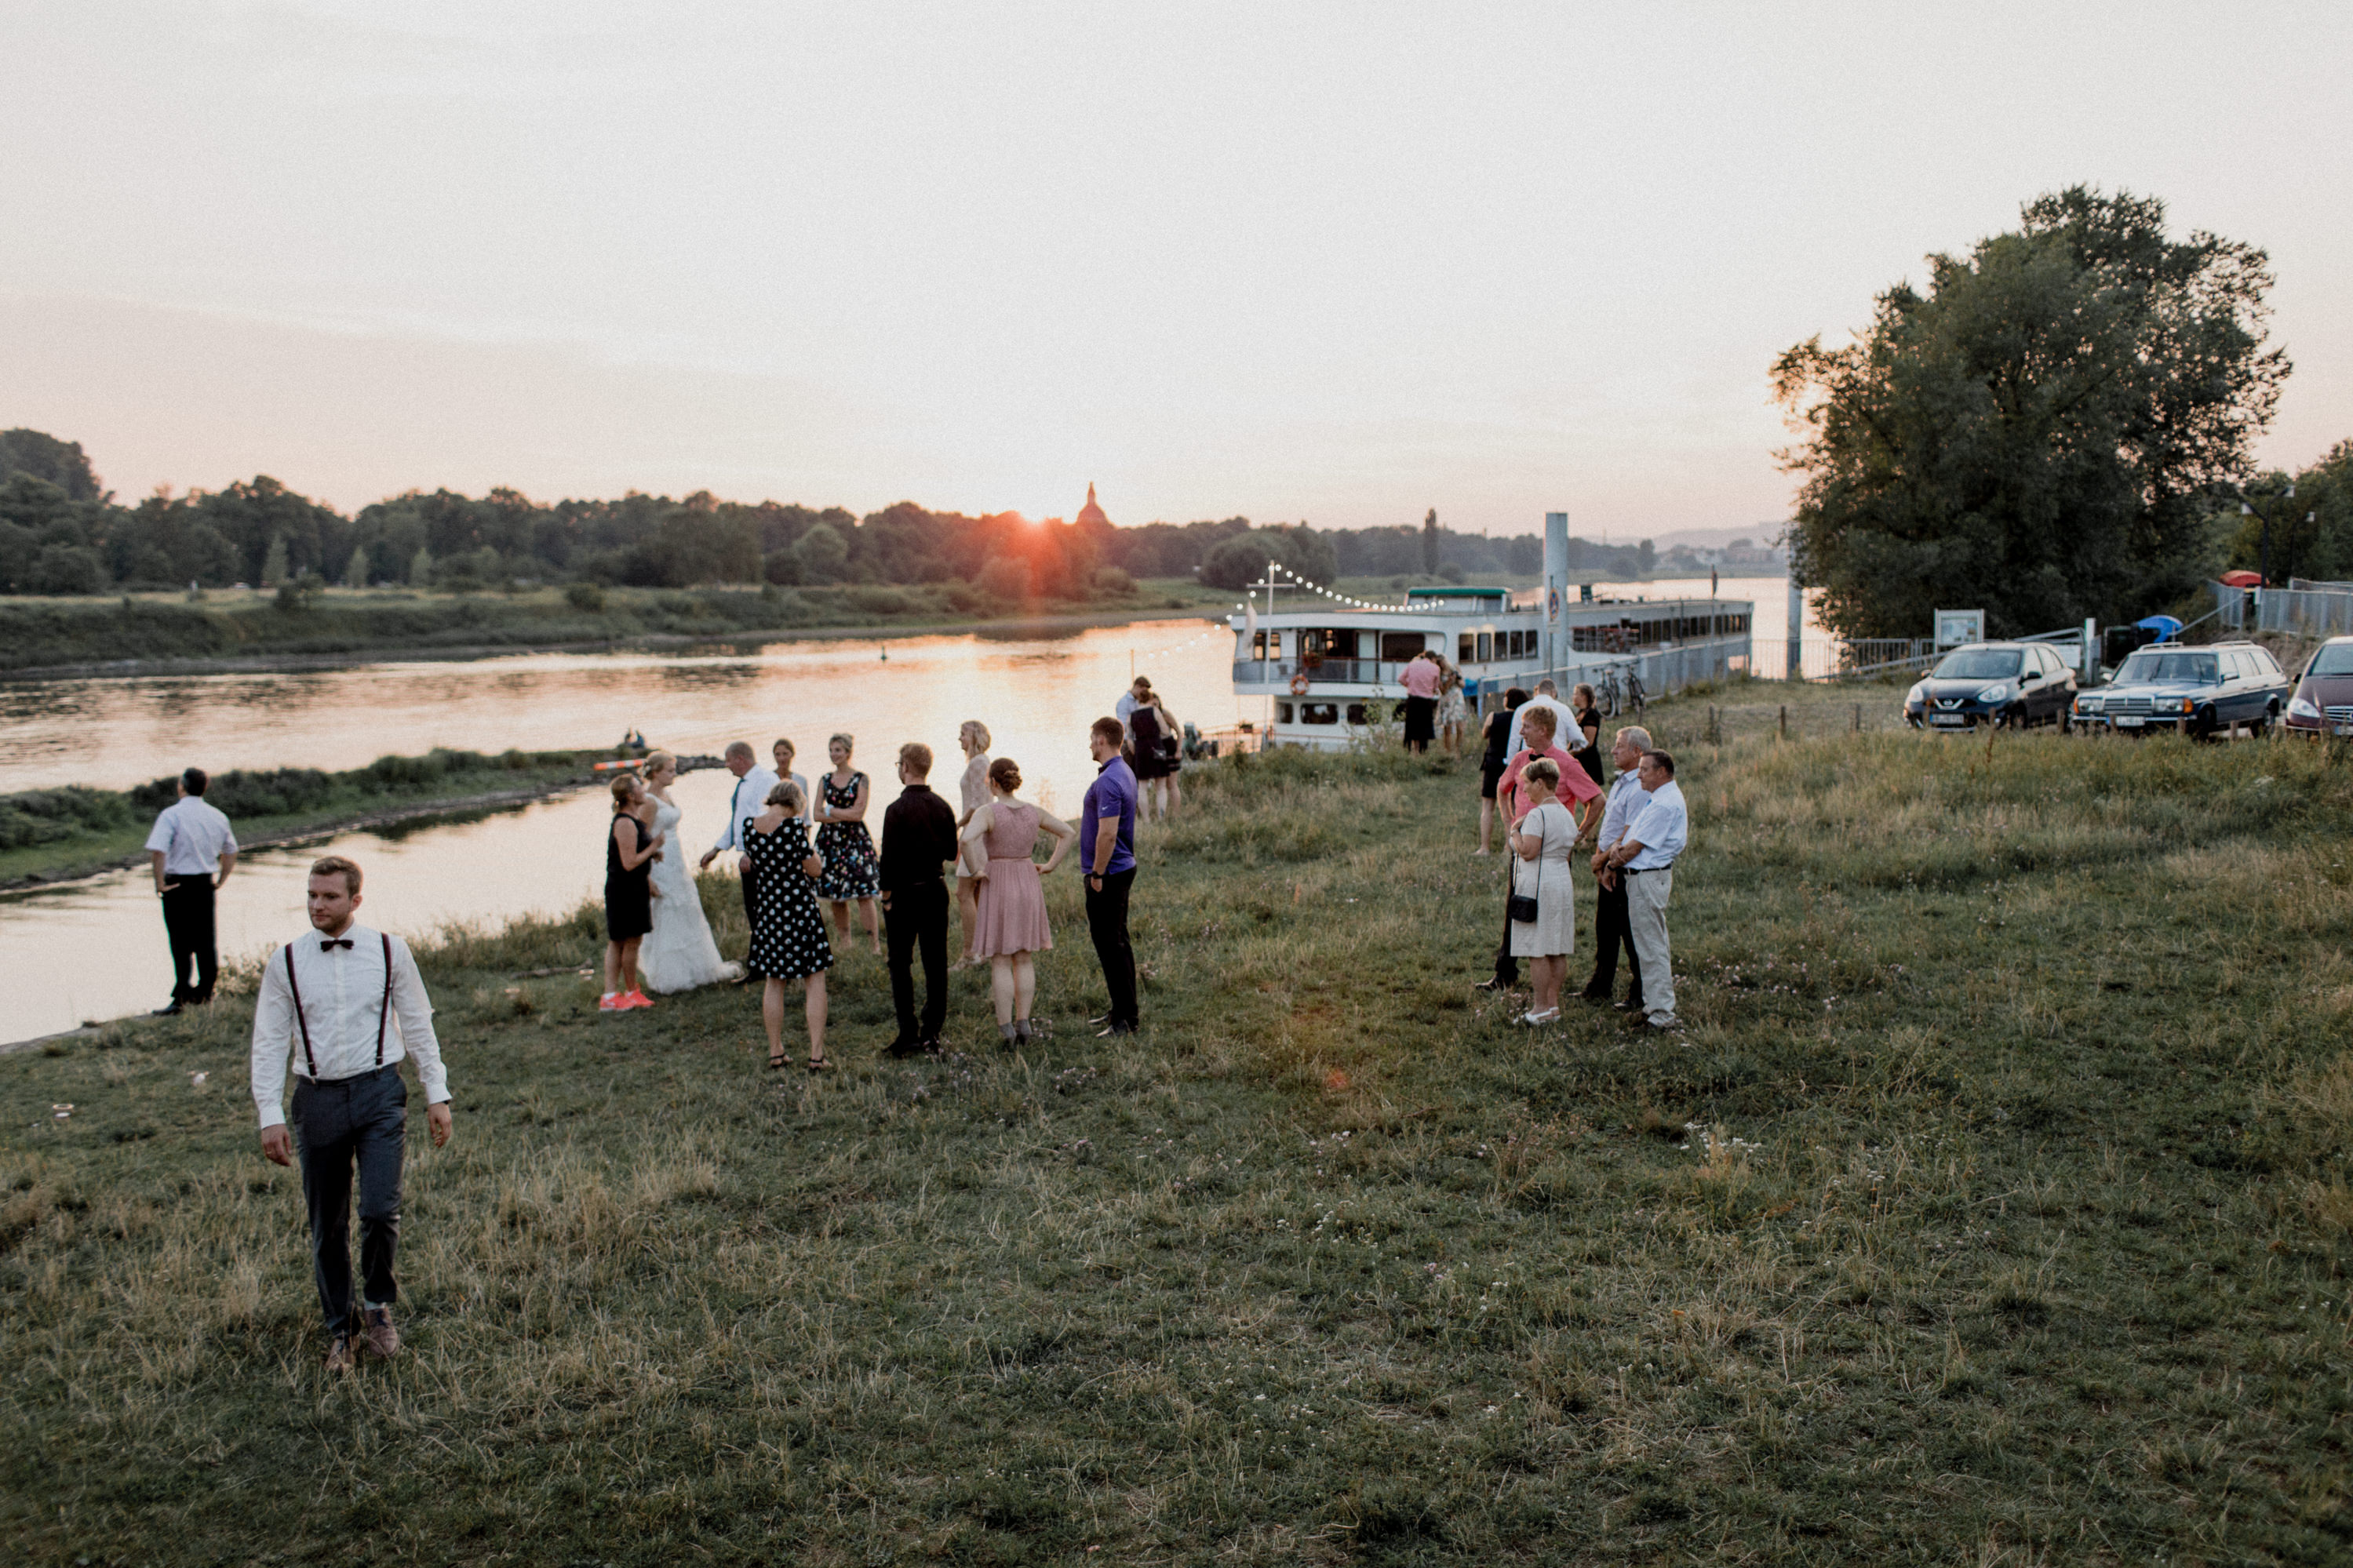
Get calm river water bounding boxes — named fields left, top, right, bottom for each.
left=1, top=580, right=1811, bottom=1041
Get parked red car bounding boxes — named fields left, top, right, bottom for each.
left=2284, top=636, right=2353, bottom=738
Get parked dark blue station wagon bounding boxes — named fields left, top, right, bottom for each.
left=2071, top=642, right=2292, bottom=738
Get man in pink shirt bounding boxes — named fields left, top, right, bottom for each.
left=1497, top=706, right=1603, bottom=826
left=1477, top=705, right=1601, bottom=993
left=1397, top=649, right=1441, bottom=754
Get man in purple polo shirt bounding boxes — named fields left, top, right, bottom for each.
left=1081, top=715, right=1141, bottom=1037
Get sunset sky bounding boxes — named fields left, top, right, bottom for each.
left=5, top=2, right=2348, bottom=538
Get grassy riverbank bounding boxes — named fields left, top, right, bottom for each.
left=0, top=580, right=1240, bottom=675
left=4, top=701, right=2349, bottom=1563
left=0, top=748, right=614, bottom=889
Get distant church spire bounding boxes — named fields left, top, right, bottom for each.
left=1076, top=483, right=1109, bottom=526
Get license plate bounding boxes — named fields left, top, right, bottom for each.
left=2334, top=724, right=2353, bottom=738
left=2114, top=716, right=2144, bottom=728
left=1929, top=717, right=1965, bottom=728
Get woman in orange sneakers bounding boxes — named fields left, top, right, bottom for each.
left=602, top=772, right=663, bottom=1011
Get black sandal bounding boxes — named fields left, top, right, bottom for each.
left=805, top=1056, right=829, bottom=1073
left=767, top=1049, right=789, bottom=1069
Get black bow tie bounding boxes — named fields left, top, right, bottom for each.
left=320, top=938, right=354, bottom=951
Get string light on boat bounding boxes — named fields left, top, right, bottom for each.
left=1132, top=603, right=1254, bottom=660
left=1264, top=562, right=1418, bottom=612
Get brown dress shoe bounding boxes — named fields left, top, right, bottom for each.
left=324, top=1334, right=356, bottom=1376
left=362, top=1306, right=401, bottom=1360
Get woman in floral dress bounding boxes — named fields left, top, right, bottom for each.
left=813, top=732, right=882, bottom=955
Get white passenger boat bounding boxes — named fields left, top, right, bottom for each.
left=1226, top=512, right=1754, bottom=751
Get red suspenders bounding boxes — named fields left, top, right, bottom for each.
left=284, top=932, right=394, bottom=1080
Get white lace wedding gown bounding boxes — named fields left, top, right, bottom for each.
left=639, top=795, right=737, bottom=993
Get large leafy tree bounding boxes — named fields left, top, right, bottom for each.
left=1773, top=187, right=2288, bottom=638
left=0, top=428, right=105, bottom=502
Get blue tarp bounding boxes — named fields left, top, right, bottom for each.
left=2135, top=615, right=2184, bottom=638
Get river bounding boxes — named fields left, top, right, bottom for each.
left=0, top=580, right=1817, bottom=1041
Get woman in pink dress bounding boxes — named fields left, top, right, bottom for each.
left=957, top=757, right=1076, bottom=1049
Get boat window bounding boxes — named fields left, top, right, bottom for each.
left=1346, top=703, right=1368, bottom=725
left=1251, top=631, right=1282, bottom=660
left=1277, top=701, right=1294, bottom=723
left=1476, top=632, right=1492, bottom=663
left=1458, top=634, right=1475, bottom=664
left=1301, top=703, right=1340, bottom=725
left=1380, top=631, right=1426, bottom=662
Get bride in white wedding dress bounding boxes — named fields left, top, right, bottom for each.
left=637, top=751, right=741, bottom=993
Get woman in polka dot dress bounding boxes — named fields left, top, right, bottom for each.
left=743, top=779, right=833, bottom=1070
left=813, top=733, right=883, bottom=955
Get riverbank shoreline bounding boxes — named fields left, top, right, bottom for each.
left=0, top=586, right=1236, bottom=682
left=2, top=780, right=585, bottom=894
left=0, top=747, right=687, bottom=893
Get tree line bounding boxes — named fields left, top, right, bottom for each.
left=0, top=433, right=1659, bottom=601
left=1776, top=185, right=2339, bottom=639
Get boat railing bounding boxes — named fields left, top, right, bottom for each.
left=1233, top=657, right=1423, bottom=687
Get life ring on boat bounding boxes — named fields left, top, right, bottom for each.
left=1289, top=672, right=1312, bottom=696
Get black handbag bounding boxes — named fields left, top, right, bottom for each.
left=1506, top=813, right=1544, bottom=923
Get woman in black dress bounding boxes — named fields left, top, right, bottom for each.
left=1477, top=686, right=1528, bottom=856
left=603, top=773, right=664, bottom=1012
left=1129, top=697, right=1175, bottom=822
left=745, top=780, right=834, bottom=1069
left=1569, top=682, right=1605, bottom=788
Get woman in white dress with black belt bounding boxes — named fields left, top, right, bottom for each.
left=638, top=751, right=740, bottom=993
left=1507, top=756, right=1577, bottom=1027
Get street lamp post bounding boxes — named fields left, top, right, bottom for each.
left=2241, top=481, right=2297, bottom=588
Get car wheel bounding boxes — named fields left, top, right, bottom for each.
left=2194, top=705, right=2220, bottom=742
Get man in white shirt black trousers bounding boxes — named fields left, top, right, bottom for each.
left=1597, top=750, right=1689, bottom=1031
left=251, top=855, right=453, bottom=1375
left=699, top=740, right=779, bottom=968
left=144, top=767, right=238, bottom=1014
left=1582, top=726, right=1652, bottom=1011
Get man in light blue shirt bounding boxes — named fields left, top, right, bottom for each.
left=1581, top=726, right=1652, bottom=1010
left=1600, top=749, right=1688, bottom=1029
left=698, top=740, right=779, bottom=964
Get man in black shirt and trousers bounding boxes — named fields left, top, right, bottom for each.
left=878, top=741, right=960, bottom=1057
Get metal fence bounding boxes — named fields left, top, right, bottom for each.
left=2254, top=585, right=2353, bottom=638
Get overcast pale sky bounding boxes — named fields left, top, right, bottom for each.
left=5, top=1, right=2348, bottom=537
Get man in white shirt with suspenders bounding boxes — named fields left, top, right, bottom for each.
left=250, top=856, right=453, bottom=1376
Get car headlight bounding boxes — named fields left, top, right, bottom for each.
left=2177, top=697, right=2197, bottom=713
left=1976, top=684, right=2012, bottom=704
left=2078, top=694, right=2104, bottom=713
left=2289, top=696, right=2321, bottom=720
left=1906, top=684, right=1925, bottom=706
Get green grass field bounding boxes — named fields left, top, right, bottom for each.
left=4, top=688, right=2349, bottom=1563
